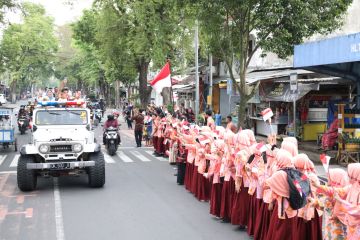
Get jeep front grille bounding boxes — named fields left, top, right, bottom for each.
left=50, top=145, right=72, bottom=153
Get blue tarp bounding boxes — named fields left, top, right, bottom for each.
left=294, top=32, right=360, bottom=68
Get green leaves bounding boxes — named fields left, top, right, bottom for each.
left=0, top=2, right=58, bottom=91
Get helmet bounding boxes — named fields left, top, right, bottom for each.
left=107, top=114, right=115, bottom=121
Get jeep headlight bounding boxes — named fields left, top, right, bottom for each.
left=39, top=144, right=49, bottom=153
left=73, top=143, right=83, bottom=152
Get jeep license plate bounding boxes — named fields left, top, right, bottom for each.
left=49, top=163, right=71, bottom=170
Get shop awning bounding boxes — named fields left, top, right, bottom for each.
left=294, top=32, right=360, bottom=81
left=259, top=82, right=319, bottom=102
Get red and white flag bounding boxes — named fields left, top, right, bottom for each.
left=256, top=141, right=267, bottom=153
left=320, top=153, right=331, bottom=173
left=261, top=108, right=273, bottom=122
left=150, top=63, right=172, bottom=93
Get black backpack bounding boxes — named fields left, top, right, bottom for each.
left=281, top=168, right=311, bottom=211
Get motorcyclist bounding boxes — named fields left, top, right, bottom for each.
left=103, top=114, right=121, bottom=145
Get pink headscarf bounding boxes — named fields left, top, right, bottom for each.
left=283, top=137, right=298, bottom=146
left=266, top=171, right=289, bottom=198
left=328, top=168, right=349, bottom=187
left=281, top=140, right=298, bottom=157
left=242, top=129, right=256, bottom=145
left=233, top=131, right=251, bottom=153
left=346, top=163, right=360, bottom=205
left=275, top=149, right=294, bottom=169
left=293, top=154, right=316, bottom=173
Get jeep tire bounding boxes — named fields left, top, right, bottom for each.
left=88, top=152, right=105, bottom=188
left=17, top=155, right=37, bottom=191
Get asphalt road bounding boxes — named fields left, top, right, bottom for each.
left=0, top=103, right=251, bottom=240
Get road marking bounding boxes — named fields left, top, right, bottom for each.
left=0, top=155, right=7, bottom=166
left=53, top=178, right=65, bottom=240
left=117, top=151, right=134, bottom=162
left=9, top=154, right=20, bottom=168
left=103, top=152, right=116, bottom=163
left=0, top=171, right=17, bottom=174
left=144, top=150, right=168, bottom=161
left=130, top=151, right=151, bottom=162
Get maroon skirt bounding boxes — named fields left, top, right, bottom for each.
left=157, top=137, right=165, bottom=154
left=220, top=178, right=235, bottom=220
left=184, top=162, right=193, bottom=191
left=247, top=196, right=262, bottom=236
left=196, top=173, right=211, bottom=201
left=210, top=182, right=223, bottom=217
left=153, top=136, right=158, bottom=152
left=190, top=166, right=198, bottom=195
left=230, top=183, right=251, bottom=226
left=294, top=210, right=323, bottom=240
left=253, top=202, right=271, bottom=240
left=265, top=203, right=296, bottom=240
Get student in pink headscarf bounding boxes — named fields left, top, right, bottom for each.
left=205, top=139, right=225, bottom=217
left=334, top=163, right=360, bottom=240
left=219, top=130, right=236, bottom=221
left=314, top=168, right=348, bottom=240
left=195, top=136, right=212, bottom=201
left=253, top=142, right=277, bottom=240
left=265, top=150, right=300, bottom=240
left=293, top=154, right=322, bottom=240
left=231, top=131, right=252, bottom=228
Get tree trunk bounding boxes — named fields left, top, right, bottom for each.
left=10, top=79, right=17, bottom=103
left=137, top=59, right=152, bottom=108
left=161, top=87, right=172, bottom=106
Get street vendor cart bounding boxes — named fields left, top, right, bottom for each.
left=0, top=107, right=17, bottom=151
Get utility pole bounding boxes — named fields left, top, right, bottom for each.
left=195, top=20, right=199, bottom=118
left=209, top=54, right=213, bottom=110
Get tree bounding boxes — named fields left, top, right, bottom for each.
left=93, top=0, right=188, bottom=107
left=0, top=0, right=15, bottom=23
left=184, top=0, right=352, bottom=127
left=0, top=2, right=58, bottom=101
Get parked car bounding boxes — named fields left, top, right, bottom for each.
left=0, top=94, right=7, bottom=104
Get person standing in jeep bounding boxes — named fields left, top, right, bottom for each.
left=132, top=109, right=144, bottom=147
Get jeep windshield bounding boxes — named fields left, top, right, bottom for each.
left=35, top=110, right=88, bottom=125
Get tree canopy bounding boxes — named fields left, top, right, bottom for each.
left=0, top=2, right=58, bottom=101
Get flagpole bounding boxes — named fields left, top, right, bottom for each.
left=167, top=58, right=175, bottom=109
left=195, top=20, right=199, bottom=120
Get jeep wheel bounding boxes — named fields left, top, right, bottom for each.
left=108, top=144, right=116, bottom=156
left=17, top=155, right=37, bottom=191
left=88, top=152, right=105, bottom=188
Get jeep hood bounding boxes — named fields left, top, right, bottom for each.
left=33, top=126, right=90, bottom=142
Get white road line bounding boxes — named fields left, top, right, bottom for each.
left=144, top=150, right=168, bottom=162
left=0, top=155, right=7, bottom=166
left=0, top=171, right=17, bottom=174
left=53, top=178, right=65, bottom=240
left=103, top=152, right=116, bottom=163
left=130, top=151, right=151, bottom=162
left=9, top=154, right=20, bottom=168
left=117, top=151, right=134, bottom=163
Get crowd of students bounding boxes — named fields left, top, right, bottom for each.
left=150, top=111, right=360, bottom=240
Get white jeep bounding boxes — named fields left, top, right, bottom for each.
left=17, top=106, right=105, bottom=191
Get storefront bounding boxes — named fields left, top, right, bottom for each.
left=294, top=33, right=360, bottom=163
left=248, top=70, right=351, bottom=139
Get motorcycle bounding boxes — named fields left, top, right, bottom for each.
left=18, top=117, right=29, bottom=135
left=93, top=109, right=102, bottom=126
left=104, top=126, right=120, bottom=156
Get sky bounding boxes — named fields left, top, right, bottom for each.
left=6, top=0, right=93, bottom=25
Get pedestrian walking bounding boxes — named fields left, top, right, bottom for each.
left=132, top=109, right=145, bottom=147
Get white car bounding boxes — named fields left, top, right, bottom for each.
left=17, top=103, right=105, bottom=191
left=0, top=94, right=7, bottom=104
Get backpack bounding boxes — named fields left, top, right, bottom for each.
left=281, top=168, right=311, bottom=211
